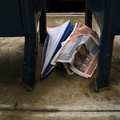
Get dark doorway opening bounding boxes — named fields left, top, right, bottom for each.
left=46, top=0, right=85, bottom=13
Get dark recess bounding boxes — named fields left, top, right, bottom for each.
left=46, top=0, right=85, bottom=13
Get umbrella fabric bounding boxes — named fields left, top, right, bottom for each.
left=41, top=20, right=74, bottom=78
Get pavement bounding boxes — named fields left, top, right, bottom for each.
left=0, top=13, right=120, bottom=120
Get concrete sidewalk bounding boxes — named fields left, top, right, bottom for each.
left=0, top=13, right=120, bottom=120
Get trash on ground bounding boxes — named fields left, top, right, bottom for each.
left=41, top=20, right=99, bottom=78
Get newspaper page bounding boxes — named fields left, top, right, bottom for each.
left=51, top=22, right=99, bottom=78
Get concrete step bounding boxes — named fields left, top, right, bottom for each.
left=0, top=110, right=120, bottom=120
